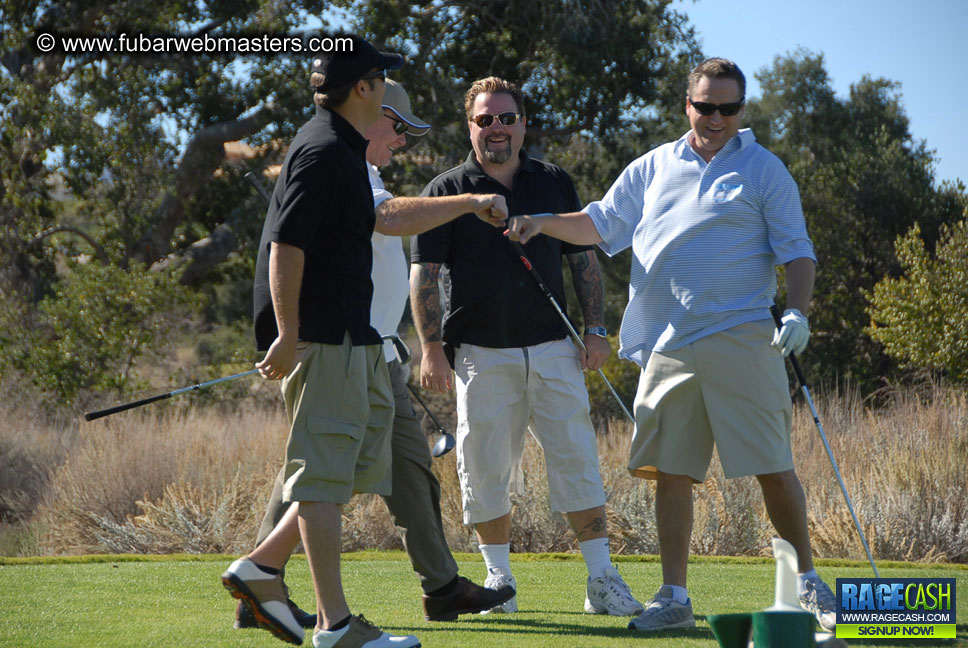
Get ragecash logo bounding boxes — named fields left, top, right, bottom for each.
left=836, top=577, right=956, bottom=639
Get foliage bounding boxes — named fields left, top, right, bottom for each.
left=339, top=0, right=700, bottom=187
left=866, top=217, right=968, bottom=383
left=3, top=262, right=196, bottom=403
left=744, top=49, right=967, bottom=390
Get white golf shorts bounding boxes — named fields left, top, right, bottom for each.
left=453, top=338, right=607, bottom=524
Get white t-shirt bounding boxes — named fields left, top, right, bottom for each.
left=368, top=164, right=410, bottom=362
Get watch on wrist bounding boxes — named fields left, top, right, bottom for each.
left=584, top=326, right=607, bottom=339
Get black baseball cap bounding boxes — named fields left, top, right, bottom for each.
left=311, top=34, right=404, bottom=92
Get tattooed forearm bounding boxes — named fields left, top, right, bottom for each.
left=567, top=250, right=605, bottom=327
left=410, top=262, right=444, bottom=344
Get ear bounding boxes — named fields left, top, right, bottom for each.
left=684, top=96, right=690, bottom=116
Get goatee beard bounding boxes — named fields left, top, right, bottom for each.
left=484, top=148, right=511, bottom=164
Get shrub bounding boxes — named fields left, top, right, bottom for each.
left=867, top=217, right=968, bottom=383
left=3, top=262, right=197, bottom=407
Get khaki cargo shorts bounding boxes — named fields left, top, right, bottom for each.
left=280, top=335, right=393, bottom=504
left=629, top=319, right=794, bottom=482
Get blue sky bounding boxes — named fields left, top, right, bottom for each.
left=675, top=0, right=966, bottom=187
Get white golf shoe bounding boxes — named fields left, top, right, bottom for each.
left=312, top=614, right=420, bottom=648
left=584, top=565, right=644, bottom=616
left=799, top=576, right=837, bottom=632
left=221, top=557, right=304, bottom=645
left=480, top=569, right=517, bottom=614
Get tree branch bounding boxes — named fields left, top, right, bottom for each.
left=29, top=226, right=109, bottom=264
left=133, top=104, right=279, bottom=263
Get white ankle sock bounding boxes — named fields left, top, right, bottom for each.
left=480, top=543, right=511, bottom=576
left=579, top=537, right=612, bottom=580
left=665, top=584, right=689, bottom=604
left=798, top=569, right=818, bottom=594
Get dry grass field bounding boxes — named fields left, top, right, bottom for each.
left=1, top=380, right=965, bottom=563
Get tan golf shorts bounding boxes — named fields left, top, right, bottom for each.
left=629, top=319, right=794, bottom=482
left=280, top=335, right=393, bottom=504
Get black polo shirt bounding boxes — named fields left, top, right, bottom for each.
left=411, top=150, right=590, bottom=349
left=253, top=106, right=381, bottom=351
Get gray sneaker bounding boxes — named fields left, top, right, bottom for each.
left=585, top=565, right=644, bottom=616
left=627, top=586, right=695, bottom=631
left=480, top=569, right=517, bottom=614
left=799, top=576, right=836, bottom=632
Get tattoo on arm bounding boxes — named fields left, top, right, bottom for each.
left=568, top=250, right=605, bottom=327
left=411, top=262, right=444, bottom=343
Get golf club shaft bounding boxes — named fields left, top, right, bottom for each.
left=245, top=171, right=273, bottom=204
left=406, top=382, right=447, bottom=435
left=770, top=306, right=880, bottom=577
left=84, top=369, right=260, bottom=421
left=509, top=240, right=634, bottom=424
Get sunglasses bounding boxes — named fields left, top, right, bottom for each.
left=360, top=69, right=386, bottom=82
left=689, top=99, right=744, bottom=116
left=470, top=112, right=522, bottom=128
left=385, top=113, right=409, bottom=135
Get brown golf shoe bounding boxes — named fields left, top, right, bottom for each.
left=422, top=576, right=516, bottom=621
left=221, top=557, right=304, bottom=644
left=235, top=597, right=317, bottom=630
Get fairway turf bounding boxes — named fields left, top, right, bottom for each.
left=0, top=553, right=964, bottom=647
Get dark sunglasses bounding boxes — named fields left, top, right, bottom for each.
left=360, top=69, right=386, bottom=82
left=470, top=112, right=522, bottom=128
left=689, top=99, right=744, bottom=116
left=384, top=113, right=408, bottom=135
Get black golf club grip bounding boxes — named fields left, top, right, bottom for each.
left=84, top=392, right=172, bottom=421
left=769, top=305, right=809, bottom=388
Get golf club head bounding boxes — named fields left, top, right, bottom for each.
left=381, top=334, right=412, bottom=365
left=431, top=432, right=456, bottom=458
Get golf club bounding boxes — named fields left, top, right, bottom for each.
left=382, top=334, right=456, bottom=458
left=86, top=173, right=278, bottom=423
left=84, top=369, right=260, bottom=421
left=770, top=305, right=880, bottom=577
left=508, top=239, right=635, bottom=424
left=245, top=170, right=273, bottom=203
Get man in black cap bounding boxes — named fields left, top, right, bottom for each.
left=233, top=78, right=515, bottom=636
left=221, top=35, right=422, bottom=648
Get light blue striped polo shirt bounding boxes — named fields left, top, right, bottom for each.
left=586, top=128, right=816, bottom=366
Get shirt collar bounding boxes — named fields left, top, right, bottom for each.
left=367, top=163, right=384, bottom=189
left=675, top=127, right=756, bottom=160
left=316, top=105, right=369, bottom=157
left=462, top=148, right=536, bottom=180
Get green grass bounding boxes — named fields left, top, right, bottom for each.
left=0, top=553, right=964, bottom=647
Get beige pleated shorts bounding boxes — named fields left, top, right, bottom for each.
left=629, top=319, right=794, bottom=482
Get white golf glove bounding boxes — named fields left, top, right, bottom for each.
left=772, top=308, right=810, bottom=357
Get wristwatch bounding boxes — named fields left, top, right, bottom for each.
left=584, top=326, right=607, bottom=339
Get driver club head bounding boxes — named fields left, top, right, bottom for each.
left=431, top=431, right=456, bottom=458
left=381, top=334, right=412, bottom=365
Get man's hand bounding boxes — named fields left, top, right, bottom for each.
left=505, top=214, right=546, bottom=244
left=467, top=193, right=508, bottom=228
left=580, top=334, right=610, bottom=371
left=255, top=335, right=298, bottom=380
left=420, top=342, right=453, bottom=392
left=772, top=308, right=810, bottom=356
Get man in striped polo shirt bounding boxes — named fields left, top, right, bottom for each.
left=505, top=58, right=837, bottom=634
